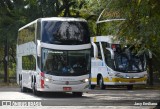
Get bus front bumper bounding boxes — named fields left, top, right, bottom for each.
left=37, top=82, right=90, bottom=92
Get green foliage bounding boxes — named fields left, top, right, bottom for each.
left=107, top=0, right=160, bottom=71
left=104, top=0, right=160, bottom=47
left=8, top=63, right=16, bottom=77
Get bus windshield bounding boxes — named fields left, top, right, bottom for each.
left=114, top=49, right=146, bottom=73
left=103, top=42, right=147, bottom=73
left=42, top=48, right=90, bottom=76
left=41, top=21, right=90, bottom=45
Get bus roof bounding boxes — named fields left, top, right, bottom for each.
left=90, top=36, right=120, bottom=44
left=18, top=17, right=87, bottom=31
left=40, top=17, right=87, bottom=22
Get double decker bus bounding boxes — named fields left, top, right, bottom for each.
left=17, top=17, right=91, bottom=96
left=90, top=36, right=147, bottom=90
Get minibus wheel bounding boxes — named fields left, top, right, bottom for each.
left=32, top=82, right=41, bottom=96
left=99, top=76, right=105, bottom=90
left=127, top=85, right=133, bottom=90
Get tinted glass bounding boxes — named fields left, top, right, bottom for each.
left=22, top=55, right=36, bottom=70
left=114, top=49, right=146, bottom=73
left=102, top=42, right=146, bottom=73
left=18, top=24, right=35, bottom=45
left=41, top=48, right=91, bottom=76
left=41, top=21, right=90, bottom=45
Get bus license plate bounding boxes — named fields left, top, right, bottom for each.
left=129, top=80, right=135, bottom=83
left=63, top=87, right=72, bottom=91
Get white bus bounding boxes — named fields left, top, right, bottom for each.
left=16, top=17, right=91, bottom=96
left=90, top=36, right=147, bottom=90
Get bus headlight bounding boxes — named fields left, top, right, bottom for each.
left=115, top=73, right=124, bottom=78
left=44, top=76, right=53, bottom=82
left=45, top=78, right=50, bottom=82
left=45, top=77, right=53, bottom=82
left=81, top=78, right=89, bottom=83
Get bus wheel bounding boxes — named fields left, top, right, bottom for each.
left=127, top=85, right=133, bottom=90
left=73, top=92, right=83, bottom=97
left=90, top=85, right=96, bottom=89
left=99, top=76, right=105, bottom=90
left=32, top=83, right=40, bottom=96
left=20, top=80, right=27, bottom=92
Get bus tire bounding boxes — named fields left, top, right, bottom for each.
left=127, top=85, right=133, bottom=90
left=99, top=76, right=105, bottom=90
left=21, top=87, right=27, bottom=92
left=90, top=85, right=96, bottom=89
left=73, top=92, right=83, bottom=97
left=20, top=80, right=27, bottom=92
left=32, top=82, right=41, bottom=96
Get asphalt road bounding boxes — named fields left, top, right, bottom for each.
left=0, top=87, right=159, bottom=109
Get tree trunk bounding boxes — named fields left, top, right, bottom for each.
left=148, top=58, right=153, bottom=85
left=4, top=38, right=8, bottom=83
left=63, top=0, right=70, bottom=17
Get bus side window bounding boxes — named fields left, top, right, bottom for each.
left=105, top=49, right=114, bottom=69
left=95, top=42, right=102, bottom=59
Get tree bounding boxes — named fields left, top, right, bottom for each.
left=89, top=0, right=160, bottom=85
left=0, top=0, right=27, bottom=82
left=110, top=0, right=160, bottom=85
left=0, top=0, right=89, bottom=82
